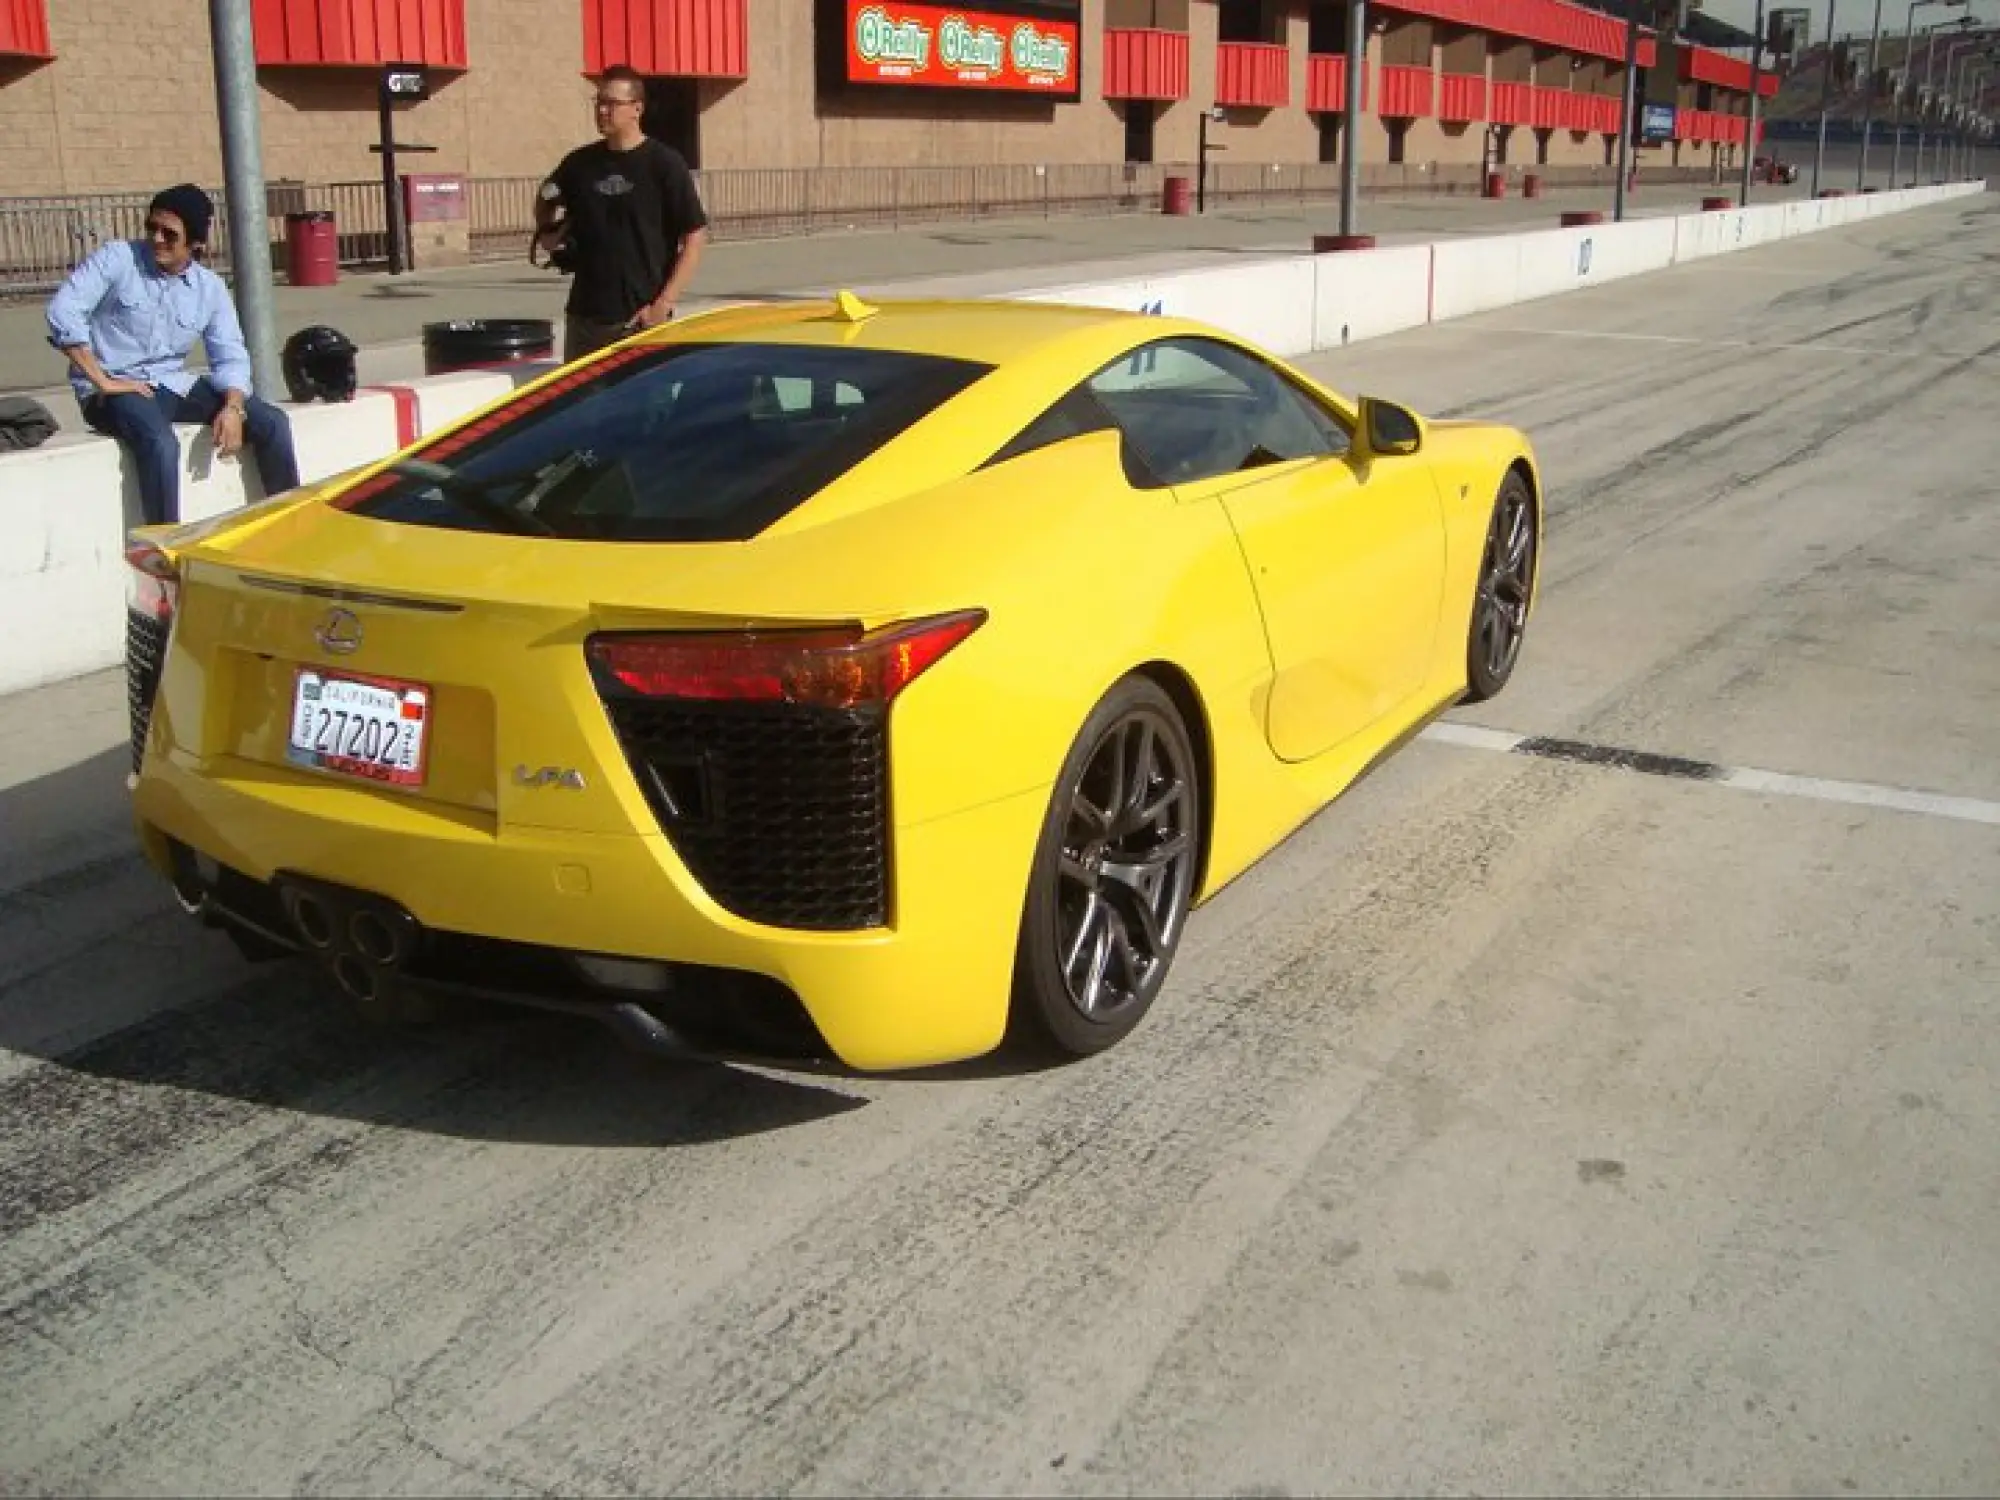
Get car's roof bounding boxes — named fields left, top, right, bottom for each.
left=629, top=291, right=1160, bottom=366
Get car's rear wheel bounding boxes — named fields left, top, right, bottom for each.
left=1009, top=677, right=1201, bottom=1059
left=1463, top=469, right=1539, bottom=703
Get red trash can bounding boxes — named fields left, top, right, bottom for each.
left=1484, top=170, right=1507, bottom=199
left=1162, top=175, right=1193, bottom=215
left=1523, top=172, right=1544, bottom=199
left=284, top=210, right=338, bottom=288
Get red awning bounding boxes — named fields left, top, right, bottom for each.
left=1215, top=41, right=1289, bottom=109
left=1378, top=63, right=1435, bottom=117
left=1437, top=72, right=1485, bottom=121
left=252, top=0, right=468, bottom=68
left=1681, top=44, right=1782, bottom=97
left=583, top=0, right=749, bottom=79
left=1376, top=0, right=1657, bottom=67
left=0, top=0, right=52, bottom=58
left=1103, top=28, right=1189, bottom=101
left=1306, top=54, right=1371, bottom=113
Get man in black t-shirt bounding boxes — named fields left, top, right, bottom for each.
left=536, top=65, right=710, bottom=361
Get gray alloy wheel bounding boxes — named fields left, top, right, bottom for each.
left=1010, top=676, right=1202, bottom=1059
left=1464, top=470, right=1538, bottom=703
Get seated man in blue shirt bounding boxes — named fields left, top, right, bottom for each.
left=46, top=183, right=300, bottom=527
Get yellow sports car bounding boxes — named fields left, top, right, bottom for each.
left=125, top=293, right=1542, bottom=1073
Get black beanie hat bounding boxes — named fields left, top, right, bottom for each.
left=148, top=184, right=215, bottom=246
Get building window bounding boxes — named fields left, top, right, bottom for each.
left=642, top=75, right=703, bottom=168
left=1106, top=0, right=1189, bottom=26
left=1123, top=100, right=1156, bottom=163
left=1217, top=0, right=1280, bottom=45
left=1307, top=2, right=1346, bottom=54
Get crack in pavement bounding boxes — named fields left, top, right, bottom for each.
left=248, top=1189, right=554, bottom=1498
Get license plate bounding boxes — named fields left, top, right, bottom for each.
left=287, top=668, right=431, bottom=787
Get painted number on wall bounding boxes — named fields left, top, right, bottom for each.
left=1127, top=299, right=1165, bottom=373
left=1577, top=237, right=1594, bottom=276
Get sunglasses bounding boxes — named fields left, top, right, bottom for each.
left=145, top=220, right=185, bottom=244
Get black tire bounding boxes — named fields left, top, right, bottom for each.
left=1463, top=469, right=1539, bottom=704
left=1008, top=676, right=1202, bottom=1059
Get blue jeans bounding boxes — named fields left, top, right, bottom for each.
left=83, top=377, right=300, bottom=527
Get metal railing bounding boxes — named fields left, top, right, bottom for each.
left=467, top=175, right=540, bottom=260
left=0, top=190, right=196, bottom=297
left=2, top=157, right=1728, bottom=298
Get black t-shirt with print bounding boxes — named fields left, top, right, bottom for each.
left=543, top=138, right=708, bottom=322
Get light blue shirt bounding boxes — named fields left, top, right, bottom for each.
left=45, top=239, right=255, bottom=405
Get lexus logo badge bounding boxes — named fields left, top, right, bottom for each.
left=315, top=607, right=363, bottom=655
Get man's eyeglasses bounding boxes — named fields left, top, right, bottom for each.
left=594, top=95, right=639, bottom=110
left=144, top=220, right=184, bottom=244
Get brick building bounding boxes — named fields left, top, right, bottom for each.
left=0, top=0, right=1776, bottom=191
left=0, top=0, right=1774, bottom=284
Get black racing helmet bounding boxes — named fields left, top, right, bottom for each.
left=282, top=324, right=359, bottom=403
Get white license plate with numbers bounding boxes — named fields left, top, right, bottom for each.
left=287, top=669, right=431, bottom=787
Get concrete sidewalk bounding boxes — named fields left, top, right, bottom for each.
left=3, top=179, right=1797, bottom=431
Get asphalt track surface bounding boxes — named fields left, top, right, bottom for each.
left=1, top=192, right=1996, bottom=1496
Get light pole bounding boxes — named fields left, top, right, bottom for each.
left=1967, top=64, right=1993, bottom=173
left=1915, top=16, right=1979, bottom=182
left=1339, top=0, right=1367, bottom=235
left=1944, top=42, right=1990, bottom=173
left=1945, top=52, right=1967, bottom=175
left=1613, top=0, right=1645, bottom=222
left=1929, top=36, right=1974, bottom=176
left=1812, top=0, right=1838, bottom=196
left=1857, top=0, right=1887, bottom=186
left=1742, top=0, right=1768, bottom=202
left=1960, top=69, right=1976, bottom=176
left=1895, top=1, right=1969, bottom=186
left=208, top=0, right=282, bottom=402
left=1197, top=105, right=1225, bottom=213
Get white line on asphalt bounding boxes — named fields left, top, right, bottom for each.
left=1473, top=326, right=1993, bottom=362
left=1675, top=264, right=1842, bottom=277
left=1420, top=721, right=2000, bottom=827
left=1712, top=764, right=2000, bottom=826
left=1421, top=721, right=1527, bottom=754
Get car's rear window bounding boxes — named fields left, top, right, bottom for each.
left=343, top=341, right=991, bottom=542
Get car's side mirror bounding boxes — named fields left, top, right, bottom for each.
left=1358, top=396, right=1423, bottom=458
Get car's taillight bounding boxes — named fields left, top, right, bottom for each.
left=587, top=610, right=986, bottom=710
left=125, top=537, right=179, bottom=623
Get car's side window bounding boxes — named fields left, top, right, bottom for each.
left=753, top=374, right=864, bottom=418
left=1086, top=336, right=1350, bottom=487
left=982, top=385, right=1121, bottom=469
